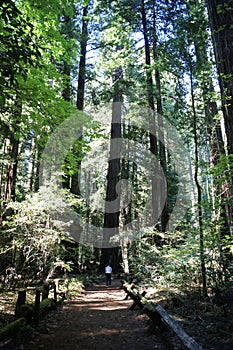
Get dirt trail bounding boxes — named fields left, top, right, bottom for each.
left=25, top=279, right=176, bottom=350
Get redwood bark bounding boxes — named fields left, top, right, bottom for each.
left=71, top=2, right=89, bottom=195
left=76, top=4, right=89, bottom=111
left=206, top=0, right=233, bottom=246
left=100, top=67, right=123, bottom=271
left=152, top=5, right=168, bottom=232
left=206, top=0, right=233, bottom=155
left=141, top=0, right=160, bottom=230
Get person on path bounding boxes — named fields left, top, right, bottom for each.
left=105, top=264, right=112, bottom=287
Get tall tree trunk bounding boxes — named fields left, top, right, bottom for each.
left=152, top=5, right=168, bottom=232
left=34, top=143, right=43, bottom=192
left=76, top=4, right=89, bottom=111
left=27, top=137, right=36, bottom=192
left=71, top=2, right=89, bottom=195
left=197, top=48, right=232, bottom=278
left=206, top=0, right=233, bottom=156
left=0, top=138, right=7, bottom=204
left=59, top=13, right=73, bottom=189
left=60, top=14, right=72, bottom=103
left=120, top=121, right=132, bottom=274
left=141, top=0, right=157, bottom=155
left=186, top=0, right=232, bottom=283
left=141, top=0, right=160, bottom=233
left=6, top=135, right=19, bottom=200
left=4, top=99, right=22, bottom=201
left=100, top=66, right=123, bottom=273
left=190, top=59, right=208, bottom=297
left=202, top=79, right=231, bottom=279
left=206, top=0, right=233, bottom=265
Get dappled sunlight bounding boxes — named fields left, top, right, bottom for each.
left=86, top=303, right=128, bottom=311
left=67, top=300, right=130, bottom=311
left=64, top=287, right=132, bottom=312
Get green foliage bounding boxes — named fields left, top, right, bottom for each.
left=57, top=276, right=85, bottom=298
left=129, top=220, right=233, bottom=292
left=78, top=274, right=99, bottom=287
left=1, top=189, right=76, bottom=285
left=209, top=154, right=233, bottom=185
left=0, top=1, right=41, bottom=92
left=67, top=277, right=85, bottom=297
left=39, top=298, right=56, bottom=319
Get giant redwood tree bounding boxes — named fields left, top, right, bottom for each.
left=206, top=0, right=233, bottom=156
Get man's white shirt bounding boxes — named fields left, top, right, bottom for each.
left=105, top=266, right=112, bottom=273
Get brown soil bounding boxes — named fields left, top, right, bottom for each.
left=23, top=279, right=184, bottom=350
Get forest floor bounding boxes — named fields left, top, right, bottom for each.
left=0, top=278, right=233, bottom=350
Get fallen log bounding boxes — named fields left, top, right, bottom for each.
left=123, top=283, right=203, bottom=350
left=122, top=284, right=168, bottom=329
left=155, top=305, right=203, bottom=350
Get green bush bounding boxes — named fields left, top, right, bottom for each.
left=39, top=298, right=56, bottom=319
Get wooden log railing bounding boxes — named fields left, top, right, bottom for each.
left=13, top=278, right=69, bottom=324
left=122, top=283, right=203, bottom=350
left=0, top=277, right=70, bottom=343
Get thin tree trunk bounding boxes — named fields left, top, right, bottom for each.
left=120, top=121, right=132, bottom=274
left=34, top=143, right=43, bottom=192
left=121, top=239, right=129, bottom=274
left=27, top=137, right=36, bottom=192
left=0, top=138, right=7, bottom=202
left=190, top=59, right=208, bottom=297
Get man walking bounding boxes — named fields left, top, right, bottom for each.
left=105, top=264, right=112, bottom=287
